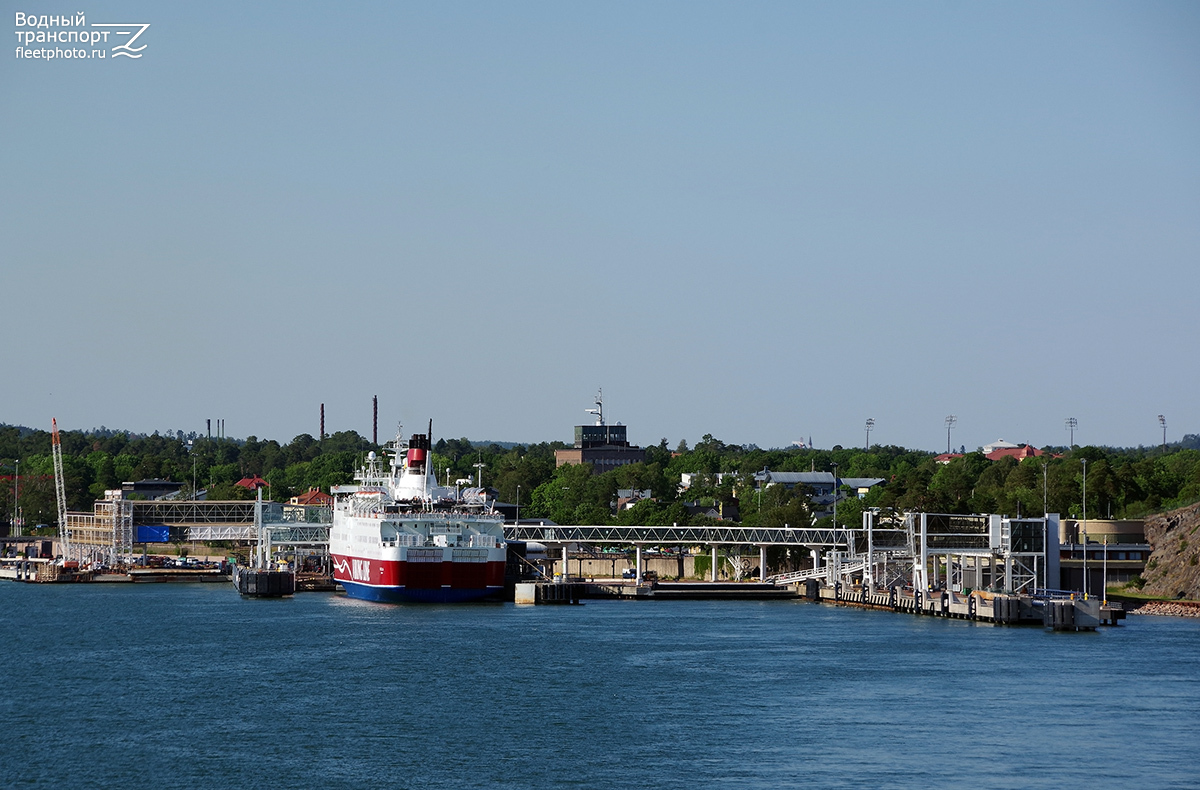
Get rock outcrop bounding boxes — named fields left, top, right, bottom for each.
left=1129, top=600, right=1200, bottom=618
left=1141, top=501, right=1200, bottom=600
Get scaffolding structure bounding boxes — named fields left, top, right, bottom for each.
left=62, top=498, right=133, bottom=567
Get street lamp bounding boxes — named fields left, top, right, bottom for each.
left=864, top=418, right=875, bottom=451
left=830, top=462, right=839, bottom=529
left=1042, top=462, right=1048, bottom=517
left=1103, top=536, right=1108, bottom=605
left=945, top=415, right=956, bottom=455
left=1081, top=457, right=1088, bottom=598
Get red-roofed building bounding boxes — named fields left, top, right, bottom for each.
left=934, top=453, right=964, bottom=464
left=289, top=488, right=332, bottom=507
left=234, top=475, right=269, bottom=490
left=985, top=445, right=1045, bottom=462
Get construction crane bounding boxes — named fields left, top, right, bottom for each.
left=51, top=417, right=69, bottom=560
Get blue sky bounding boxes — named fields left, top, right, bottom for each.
left=2, top=1, right=1197, bottom=451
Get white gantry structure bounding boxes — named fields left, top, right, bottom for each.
left=766, top=511, right=1059, bottom=595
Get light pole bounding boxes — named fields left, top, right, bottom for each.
left=945, top=415, right=956, bottom=454
left=1066, top=417, right=1078, bottom=449
left=1103, top=536, right=1108, bottom=605
left=1081, top=457, right=1088, bottom=598
left=864, top=418, right=875, bottom=451
left=1159, top=414, right=1167, bottom=450
left=11, top=459, right=18, bottom=537
left=1042, top=462, right=1048, bottom=517
left=831, top=462, right=839, bottom=530
left=515, top=484, right=520, bottom=526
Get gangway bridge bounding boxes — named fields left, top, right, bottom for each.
left=504, top=523, right=850, bottom=547
left=134, top=499, right=331, bottom=568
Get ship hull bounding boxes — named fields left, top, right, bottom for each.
left=332, top=553, right=506, bottom=604
left=338, top=579, right=502, bottom=603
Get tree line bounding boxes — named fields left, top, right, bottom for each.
left=2, top=423, right=1198, bottom=531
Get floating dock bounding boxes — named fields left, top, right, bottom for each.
left=232, top=566, right=296, bottom=597
left=514, top=581, right=585, bottom=604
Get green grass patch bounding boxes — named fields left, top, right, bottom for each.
left=1106, top=587, right=1199, bottom=604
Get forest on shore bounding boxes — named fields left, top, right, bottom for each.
left=2, top=424, right=1199, bottom=532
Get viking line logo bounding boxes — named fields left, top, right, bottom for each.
left=334, top=557, right=375, bottom=582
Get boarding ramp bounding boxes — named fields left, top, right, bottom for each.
left=767, top=554, right=868, bottom=585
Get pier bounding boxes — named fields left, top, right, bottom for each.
left=5, top=499, right=1133, bottom=629
left=799, top=581, right=1119, bottom=630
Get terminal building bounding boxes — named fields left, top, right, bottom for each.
left=554, top=391, right=645, bottom=473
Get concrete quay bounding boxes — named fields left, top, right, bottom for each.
left=803, top=581, right=1123, bottom=630
left=514, top=579, right=795, bottom=604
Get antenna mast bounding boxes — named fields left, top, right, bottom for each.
left=585, top=388, right=605, bottom=426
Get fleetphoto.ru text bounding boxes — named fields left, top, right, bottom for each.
left=14, top=12, right=150, bottom=60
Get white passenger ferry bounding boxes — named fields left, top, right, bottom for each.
left=329, top=428, right=506, bottom=602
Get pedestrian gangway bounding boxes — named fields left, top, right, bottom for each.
left=767, top=556, right=868, bottom=585
left=505, top=523, right=852, bottom=547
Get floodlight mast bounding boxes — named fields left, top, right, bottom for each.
left=1159, top=414, right=1166, bottom=449
left=864, top=418, right=875, bottom=450
left=944, top=415, right=956, bottom=454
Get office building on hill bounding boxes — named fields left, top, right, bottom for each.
left=554, top=390, right=645, bottom=472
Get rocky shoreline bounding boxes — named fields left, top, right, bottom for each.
left=1126, top=600, right=1200, bottom=618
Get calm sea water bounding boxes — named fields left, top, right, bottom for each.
left=2, top=583, right=1198, bottom=789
